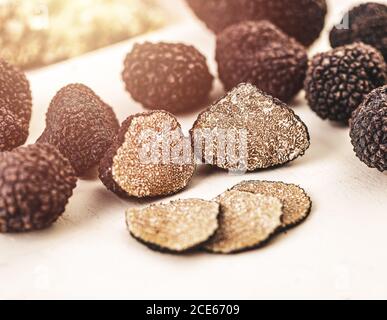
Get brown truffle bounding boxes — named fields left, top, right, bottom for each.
left=187, top=0, right=327, bottom=46
left=126, top=199, right=219, bottom=253
left=0, top=58, right=32, bottom=151
left=216, top=20, right=308, bottom=103
left=204, top=190, right=283, bottom=254
left=190, top=83, right=310, bottom=172
left=122, top=42, right=213, bottom=113
left=232, top=180, right=312, bottom=229
left=0, top=144, right=77, bottom=233
left=305, top=42, right=387, bottom=125
left=99, top=111, right=196, bottom=198
left=37, top=84, right=119, bottom=176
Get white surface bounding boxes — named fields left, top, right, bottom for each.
left=1, top=0, right=387, bottom=300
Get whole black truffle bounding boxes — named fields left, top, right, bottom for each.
left=350, top=85, right=387, bottom=172
left=330, top=2, right=387, bottom=61
left=38, top=84, right=119, bottom=176
left=216, top=21, right=308, bottom=103
left=305, top=43, right=387, bottom=125
left=0, top=58, right=32, bottom=151
left=123, top=42, right=213, bottom=113
left=0, top=144, right=77, bottom=233
left=186, top=0, right=327, bottom=46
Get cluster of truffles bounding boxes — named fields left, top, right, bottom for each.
left=126, top=180, right=312, bottom=254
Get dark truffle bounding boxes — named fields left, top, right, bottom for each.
left=0, top=58, right=32, bottom=151
left=99, top=111, right=196, bottom=198
left=37, top=84, right=119, bottom=176
left=305, top=43, right=387, bottom=125
left=350, top=85, right=387, bottom=172
left=122, top=42, right=213, bottom=113
left=330, top=2, right=387, bottom=61
left=186, top=0, right=327, bottom=46
left=0, top=144, right=77, bottom=233
left=216, top=20, right=308, bottom=103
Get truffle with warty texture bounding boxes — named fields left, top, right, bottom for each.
left=305, top=43, right=387, bottom=125
left=122, top=42, right=213, bottom=113
left=216, top=20, right=308, bottom=103
left=0, top=144, right=77, bottom=233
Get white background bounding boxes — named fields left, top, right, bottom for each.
left=0, top=0, right=386, bottom=299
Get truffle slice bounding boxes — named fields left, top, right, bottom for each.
left=37, top=84, right=120, bottom=176
left=0, top=144, right=77, bottom=233
left=0, top=58, right=32, bottom=151
left=187, top=0, right=327, bottom=46
left=350, top=85, right=387, bottom=172
left=126, top=199, right=220, bottom=253
left=216, top=20, right=308, bottom=103
left=99, top=111, right=196, bottom=198
left=204, top=190, right=283, bottom=254
left=123, top=42, right=213, bottom=113
left=190, top=83, right=310, bottom=171
left=232, top=180, right=312, bottom=229
left=305, top=42, right=387, bottom=125
left=330, top=3, right=387, bottom=61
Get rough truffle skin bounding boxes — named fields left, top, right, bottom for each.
left=216, top=20, right=308, bottom=103
left=0, top=58, right=32, bottom=151
left=187, top=0, right=327, bottom=46
left=37, top=84, right=119, bottom=176
left=305, top=43, right=387, bottom=125
left=350, top=85, right=387, bottom=172
left=122, top=42, right=213, bottom=113
left=330, top=3, right=387, bottom=61
left=0, top=144, right=77, bottom=233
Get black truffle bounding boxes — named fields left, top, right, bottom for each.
left=0, top=144, right=77, bottom=233
left=330, top=2, right=387, bottom=61
left=186, top=0, right=327, bottom=46
left=305, top=43, right=387, bottom=125
left=216, top=20, right=308, bottom=103
left=38, top=84, right=119, bottom=176
left=122, top=42, right=213, bottom=113
left=0, top=58, right=32, bottom=152
left=350, top=85, right=387, bottom=172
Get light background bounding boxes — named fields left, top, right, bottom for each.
left=1, top=0, right=387, bottom=299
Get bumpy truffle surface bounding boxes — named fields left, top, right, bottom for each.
left=191, top=83, right=310, bottom=171
left=187, top=0, right=327, bottom=46
left=350, top=85, right=387, bottom=172
left=330, top=3, right=387, bottom=61
left=99, top=111, right=196, bottom=198
left=305, top=43, right=387, bottom=125
left=0, top=58, right=32, bottom=151
left=0, top=144, right=77, bottom=233
left=216, top=20, right=308, bottom=103
left=37, top=84, right=119, bottom=176
left=122, top=42, right=213, bottom=113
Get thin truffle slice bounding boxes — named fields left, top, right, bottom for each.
left=99, top=111, right=196, bottom=198
left=0, top=144, right=77, bottom=233
left=37, top=84, right=119, bottom=176
left=190, top=83, right=310, bottom=171
left=232, top=180, right=312, bottom=229
left=204, top=190, right=283, bottom=254
left=216, top=20, right=308, bottom=103
left=126, top=199, right=220, bottom=253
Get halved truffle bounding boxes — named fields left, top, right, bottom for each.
left=190, top=83, right=310, bottom=171
left=305, top=42, right=387, bottom=125
left=37, top=84, right=120, bottom=176
left=216, top=20, right=308, bottom=103
left=126, top=199, right=220, bottom=253
left=204, top=190, right=283, bottom=254
left=0, top=144, right=77, bottom=233
left=350, top=85, right=387, bottom=172
left=99, top=111, right=196, bottom=198
left=122, top=42, right=213, bottom=113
